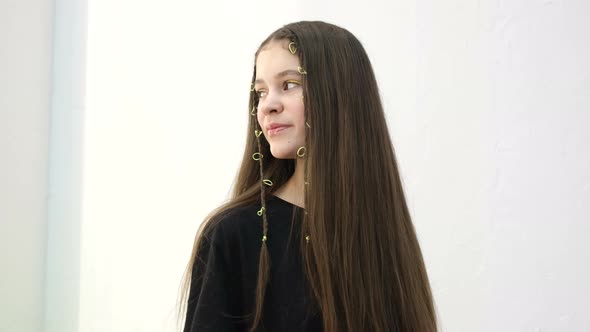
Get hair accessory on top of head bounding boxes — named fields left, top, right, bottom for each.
left=288, top=41, right=297, bottom=54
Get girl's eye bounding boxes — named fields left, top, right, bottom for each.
left=284, top=80, right=301, bottom=90
left=255, top=80, right=301, bottom=99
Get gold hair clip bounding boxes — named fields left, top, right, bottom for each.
left=254, top=130, right=263, bottom=137
left=252, top=152, right=263, bottom=160
left=297, top=146, right=306, bottom=157
left=297, top=66, right=307, bottom=75
left=288, top=42, right=297, bottom=54
left=306, top=121, right=311, bottom=128
left=250, top=83, right=255, bottom=91
left=305, top=235, right=310, bottom=243
left=262, top=179, right=273, bottom=186
left=251, top=105, right=256, bottom=116
left=257, top=206, right=265, bottom=216
left=262, top=235, right=267, bottom=242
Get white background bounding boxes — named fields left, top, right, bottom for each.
left=1, top=0, right=589, bottom=331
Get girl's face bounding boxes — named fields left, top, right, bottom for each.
left=254, top=40, right=306, bottom=159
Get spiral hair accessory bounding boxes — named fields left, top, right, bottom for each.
left=262, top=179, right=273, bottom=186
left=288, top=42, right=297, bottom=54
left=252, top=152, right=263, bottom=160
left=251, top=106, right=257, bottom=116
left=297, top=66, right=307, bottom=75
left=297, top=146, right=306, bottom=157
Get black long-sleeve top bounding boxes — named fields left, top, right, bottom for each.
left=184, top=194, right=323, bottom=331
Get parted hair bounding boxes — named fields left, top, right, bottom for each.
left=178, top=21, right=438, bottom=332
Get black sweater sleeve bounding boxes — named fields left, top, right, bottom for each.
left=183, top=221, right=243, bottom=332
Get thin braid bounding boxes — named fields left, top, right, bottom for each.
left=255, top=130, right=269, bottom=241
left=249, top=87, right=270, bottom=332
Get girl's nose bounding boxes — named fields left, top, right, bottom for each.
left=259, top=91, right=283, bottom=114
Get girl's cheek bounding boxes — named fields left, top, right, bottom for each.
left=256, top=108, right=263, bottom=125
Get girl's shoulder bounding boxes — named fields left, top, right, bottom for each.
left=204, top=200, right=262, bottom=247
left=209, top=194, right=298, bottom=243
left=213, top=201, right=260, bottom=231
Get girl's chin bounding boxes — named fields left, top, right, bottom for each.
left=270, top=154, right=297, bottom=160
left=269, top=149, right=297, bottom=160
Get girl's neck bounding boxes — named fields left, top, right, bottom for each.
left=273, top=158, right=305, bottom=208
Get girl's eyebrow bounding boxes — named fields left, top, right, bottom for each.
left=254, top=69, right=302, bottom=85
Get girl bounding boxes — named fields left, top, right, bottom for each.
left=179, top=21, right=438, bottom=332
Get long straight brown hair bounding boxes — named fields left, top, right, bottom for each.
left=178, top=21, right=438, bottom=332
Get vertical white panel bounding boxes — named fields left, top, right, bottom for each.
left=44, top=0, right=87, bottom=331
left=0, top=0, right=54, bottom=331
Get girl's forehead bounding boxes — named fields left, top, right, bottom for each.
left=259, top=39, right=290, bottom=52
left=256, top=45, right=299, bottom=71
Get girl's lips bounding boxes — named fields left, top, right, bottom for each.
left=268, top=126, right=291, bottom=136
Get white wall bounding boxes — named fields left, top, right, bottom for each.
left=413, top=1, right=590, bottom=330
left=79, top=1, right=419, bottom=331
left=1, top=0, right=589, bottom=331
left=0, top=0, right=53, bottom=331
left=485, top=1, right=590, bottom=329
